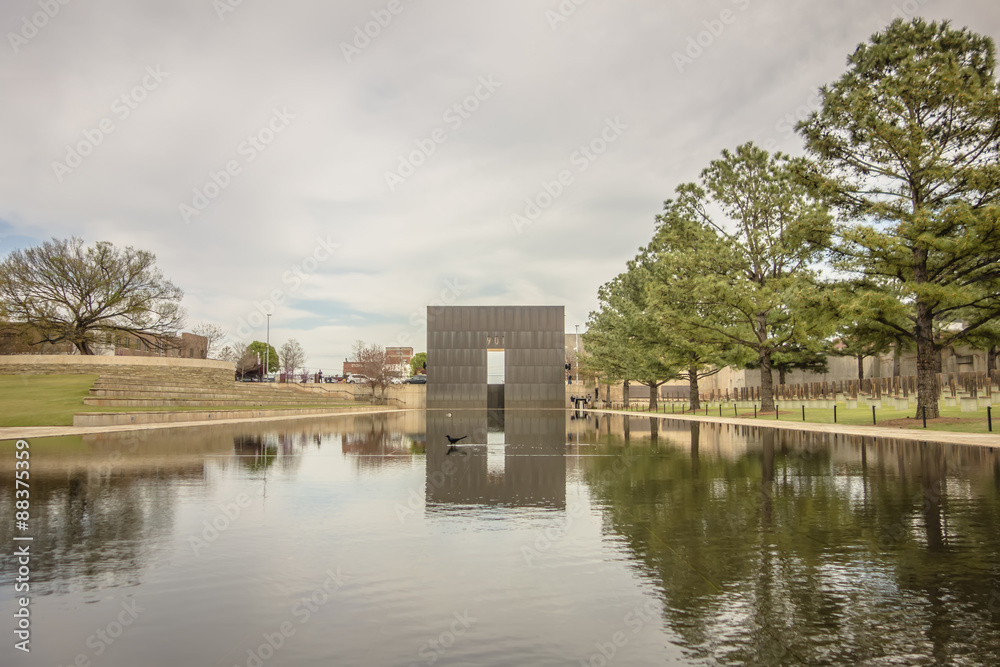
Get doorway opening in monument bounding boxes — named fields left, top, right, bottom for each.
left=487, top=349, right=505, bottom=385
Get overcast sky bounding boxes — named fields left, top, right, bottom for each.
left=2, top=0, right=998, bottom=373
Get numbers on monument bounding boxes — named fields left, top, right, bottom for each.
left=487, top=334, right=505, bottom=347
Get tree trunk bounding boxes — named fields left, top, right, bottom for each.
left=989, top=347, right=998, bottom=372
left=759, top=350, right=775, bottom=412
left=857, top=355, right=864, bottom=381
left=761, top=430, right=775, bottom=525
left=622, top=380, right=630, bottom=408
left=688, top=366, right=701, bottom=411
left=647, top=383, right=659, bottom=411
left=778, top=366, right=787, bottom=386
left=892, top=344, right=901, bottom=378
left=689, top=422, right=700, bottom=477
left=914, top=282, right=940, bottom=419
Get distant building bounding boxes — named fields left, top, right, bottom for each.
left=344, top=346, right=414, bottom=377
left=343, top=360, right=364, bottom=376
left=386, top=347, right=413, bottom=366
left=0, top=322, right=207, bottom=358
left=110, top=331, right=207, bottom=359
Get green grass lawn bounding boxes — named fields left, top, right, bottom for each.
left=0, top=374, right=100, bottom=427
left=616, top=401, right=999, bottom=434
left=0, top=375, right=358, bottom=428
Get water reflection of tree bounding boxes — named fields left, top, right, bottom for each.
left=0, top=470, right=185, bottom=594
left=233, top=434, right=279, bottom=472
left=341, top=415, right=412, bottom=471
left=583, top=425, right=1000, bottom=664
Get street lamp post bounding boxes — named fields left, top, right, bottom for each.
left=265, top=313, right=271, bottom=382
left=574, top=324, right=579, bottom=386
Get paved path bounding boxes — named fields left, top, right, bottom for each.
left=0, top=407, right=407, bottom=441
left=4, top=408, right=997, bottom=449
left=588, top=409, right=1000, bottom=449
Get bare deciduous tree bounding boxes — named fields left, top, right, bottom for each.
left=352, top=342, right=399, bottom=401
left=0, top=237, right=184, bottom=354
left=280, top=339, right=306, bottom=379
left=192, top=322, right=227, bottom=359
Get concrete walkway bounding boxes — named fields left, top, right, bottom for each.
left=4, top=407, right=997, bottom=449
left=589, top=409, right=1000, bottom=449
left=0, top=407, right=408, bottom=441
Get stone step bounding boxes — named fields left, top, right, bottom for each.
left=90, top=382, right=345, bottom=394
left=92, top=378, right=324, bottom=391
left=89, top=388, right=351, bottom=402
left=83, top=397, right=359, bottom=407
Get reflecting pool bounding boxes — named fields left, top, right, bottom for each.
left=2, top=410, right=999, bottom=665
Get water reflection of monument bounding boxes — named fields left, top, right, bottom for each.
left=425, top=409, right=566, bottom=508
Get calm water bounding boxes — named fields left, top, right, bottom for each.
left=2, top=410, right=1000, bottom=666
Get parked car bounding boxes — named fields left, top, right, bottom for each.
left=406, top=375, right=427, bottom=384
left=347, top=375, right=370, bottom=384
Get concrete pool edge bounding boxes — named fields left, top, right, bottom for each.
left=586, top=408, right=1000, bottom=449
left=0, top=407, right=412, bottom=441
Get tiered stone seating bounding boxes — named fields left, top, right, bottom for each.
left=86, top=375, right=354, bottom=408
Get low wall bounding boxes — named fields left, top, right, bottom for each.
left=72, top=405, right=389, bottom=427
left=291, top=382, right=427, bottom=408
left=0, top=354, right=234, bottom=386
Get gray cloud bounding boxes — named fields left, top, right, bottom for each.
left=1, top=0, right=998, bottom=371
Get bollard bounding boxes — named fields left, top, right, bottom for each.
left=734, top=404, right=738, bottom=417
left=833, top=404, right=837, bottom=424
left=754, top=405, right=757, bottom=419
left=776, top=403, right=779, bottom=420
left=989, top=406, right=993, bottom=433
left=719, top=404, right=723, bottom=417
left=802, top=405, right=805, bottom=422
left=922, top=406, right=926, bottom=429
left=705, top=405, right=708, bottom=416
left=872, top=405, right=877, bottom=425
